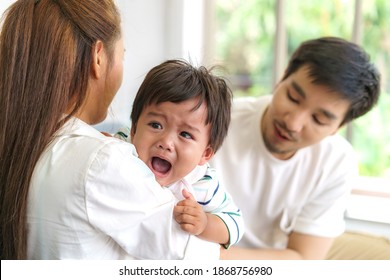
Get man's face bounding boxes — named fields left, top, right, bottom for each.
left=262, top=65, right=350, bottom=160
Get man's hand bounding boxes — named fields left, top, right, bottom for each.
left=173, top=189, right=208, bottom=236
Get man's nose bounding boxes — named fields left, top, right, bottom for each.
left=284, top=110, right=307, bottom=133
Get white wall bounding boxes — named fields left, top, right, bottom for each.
left=100, top=0, right=207, bottom=132
left=0, top=0, right=205, bottom=133
left=105, top=0, right=205, bottom=133
left=0, top=0, right=14, bottom=10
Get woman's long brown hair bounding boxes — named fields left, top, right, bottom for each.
left=0, top=0, right=121, bottom=259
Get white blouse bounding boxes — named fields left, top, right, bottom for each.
left=27, top=118, right=219, bottom=259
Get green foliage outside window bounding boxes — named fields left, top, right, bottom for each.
left=215, top=0, right=390, bottom=178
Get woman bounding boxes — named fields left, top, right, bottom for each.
left=0, top=0, right=218, bottom=260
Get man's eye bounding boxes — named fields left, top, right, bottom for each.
left=180, top=131, right=192, bottom=139
left=313, top=115, right=326, bottom=126
left=287, top=91, right=299, bottom=104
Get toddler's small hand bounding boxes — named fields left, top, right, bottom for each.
left=173, top=189, right=208, bottom=236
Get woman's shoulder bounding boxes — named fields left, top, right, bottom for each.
left=53, top=119, right=138, bottom=167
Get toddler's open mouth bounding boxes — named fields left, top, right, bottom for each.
left=151, top=156, right=172, bottom=175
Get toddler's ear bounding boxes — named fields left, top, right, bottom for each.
left=199, top=146, right=214, bottom=165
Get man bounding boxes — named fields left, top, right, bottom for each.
left=210, top=37, right=380, bottom=259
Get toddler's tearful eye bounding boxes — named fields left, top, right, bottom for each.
left=180, top=131, right=192, bottom=139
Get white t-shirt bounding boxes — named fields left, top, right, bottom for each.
left=27, top=117, right=219, bottom=259
left=209, top=96, right=357, bottom=249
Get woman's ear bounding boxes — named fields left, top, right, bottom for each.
left=198, top=146, right=214, bottom=166
left=130, top=124, right=136, bottom=142
left=91, top=40, right=105, bottom=79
